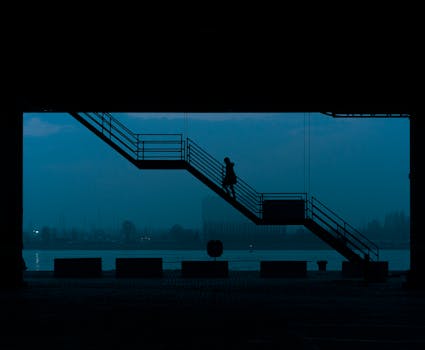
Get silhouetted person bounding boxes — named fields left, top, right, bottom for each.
left=222, top=157, right=237, bottom=199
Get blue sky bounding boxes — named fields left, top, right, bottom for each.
left=23, top=112, right=410, bottom=232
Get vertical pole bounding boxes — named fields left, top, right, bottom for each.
left=407, top=115, right=425, bottom=288
left=1, top=107, right=24, bottom=287
left=136, top=134, right=140, bottom=160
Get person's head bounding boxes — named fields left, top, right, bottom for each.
left=224, top=157, right=230, bottom=164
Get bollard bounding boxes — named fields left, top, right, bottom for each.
left=317, top=260, right=328, bottom=272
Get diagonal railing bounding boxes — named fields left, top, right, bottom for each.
left=70, top=111, right=379, bottom=262
left=73, top=112, right=303, bottom=219
left=186, top=138, right=265, bottom=216
left=306, top=197, right=379, bottom=261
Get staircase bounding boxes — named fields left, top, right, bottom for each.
left=69, top=112, right=379, bottom=263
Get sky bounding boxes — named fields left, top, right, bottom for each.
left=23, top=112, right=410, bottom=232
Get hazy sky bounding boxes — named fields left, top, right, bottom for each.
left=23, top=112, right=410, bottom=232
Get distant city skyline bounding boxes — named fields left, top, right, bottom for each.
left=23, top=113, right=410, bottom=233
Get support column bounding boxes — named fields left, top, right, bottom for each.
left=0, top=109, right=24, bottom=287
left=407, top=115, right=425, bottom=288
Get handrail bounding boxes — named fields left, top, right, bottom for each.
left=135, top=134, right=183, bottom=160
left=82, top=112, right=138, bottom=157
left=186, top=138, right=262, bottom=215
left=308, top=196, right=379, bottom=261
left=310, top=196, right=377, bottom=251
left=93, top=112, right=136, bottom=140
left=311, top=209, right=367, bottom=257
left=72, top=112, right=379, bottom=263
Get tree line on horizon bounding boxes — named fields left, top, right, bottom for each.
left=22, top=210, right=409, bottom=249
left=361, top=210, right=409, bottom=245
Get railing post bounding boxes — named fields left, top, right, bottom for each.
left=101, top=114, right=105, bottom=134
left=305, top=196, right=310, bottom=219
left=108, top=115, right=112, bottom=138
left=259, top=193, right=264, bottom=219
left=136, top=134, right=140, bottom=160
left=181, top=135, right=184, bottom=160
left=310, top=197, right=314, bottom=219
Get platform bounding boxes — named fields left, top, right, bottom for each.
left=1, top=270, right=424, bottom=349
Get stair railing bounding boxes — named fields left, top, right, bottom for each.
left=307, top=196, right=379, bottom=261
left=77, top=111, right=265, bottom=217
left=73, top=112, right=379, bottom=262
left=186, top=138, right=262, bottom=215
left=135, top=134, right=184, bottom=160
left=82, top=112, right=139, bottom=158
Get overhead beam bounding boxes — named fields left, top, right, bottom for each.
left=321, top=112, right=413, bottom=118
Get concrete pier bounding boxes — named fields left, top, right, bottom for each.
left=1, top=270, right=424, bottom=349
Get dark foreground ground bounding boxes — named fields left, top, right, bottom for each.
left=1, top=270, right=425, bottom=350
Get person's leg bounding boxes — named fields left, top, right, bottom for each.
left=230, top=185, right=236, bottom=199
left=224, top=184, right=230, bottom=195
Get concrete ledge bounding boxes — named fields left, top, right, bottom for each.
left=54, top=258, right=102, bottom=277
left=181, top=261, right=228, bottom=278
left=260, top=261, right=307, bottom=278
left=342, top=261, right=389, bottom=282
left=342, top=261, right=364, bottom=278
left=115, top=258, right=163, bottom=278
left=365, top=261, right=389, bottom=282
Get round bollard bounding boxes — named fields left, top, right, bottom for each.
left=207, top=240, right=223, bottom=259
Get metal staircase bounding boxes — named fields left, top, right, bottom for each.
left=69, top=111, right=379, bottom=263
